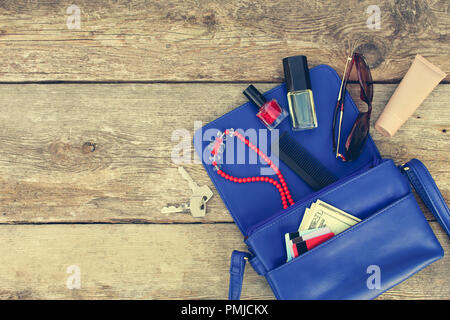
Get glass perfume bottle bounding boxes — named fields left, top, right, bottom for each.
left=283, top=56, right=318, bottom=130
left=243, top=85, right=288, bottom=130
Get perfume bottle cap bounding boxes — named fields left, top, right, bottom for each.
left=243, top=85, right=267, bottom=108
left=282, top=55, right=312, bottom=92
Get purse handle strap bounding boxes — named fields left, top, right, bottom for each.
left=401, top=159, right=450, bottom=237
left=229, top=159, right=449, bottom=300
left=228, top=250, right=251, bottom=300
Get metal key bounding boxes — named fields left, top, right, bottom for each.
left=161, top=203, right=190, bottom=214
left=161, top=195, right=206, bottom=217
left=178, top=167, right=213, bottom=204
left=189, top=195, right=206, bottom=217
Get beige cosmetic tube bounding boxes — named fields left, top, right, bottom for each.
left=375, top=54, right=446, bottom=137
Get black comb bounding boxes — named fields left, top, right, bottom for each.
left=273, top=132, right=337, bottom=190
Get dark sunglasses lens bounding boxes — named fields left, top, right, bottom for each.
left=345, top=113, right=370, bottom=161
left=356, top=55, right=373, bottom=104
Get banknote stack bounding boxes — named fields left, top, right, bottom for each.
left=285, top=200, right=361, bottom=261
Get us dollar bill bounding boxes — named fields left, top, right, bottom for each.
left=299, top=200, right=361, bottom=235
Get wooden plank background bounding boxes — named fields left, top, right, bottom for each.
left=0, top=0, right=449, bottom=82
left=0, top=0, right=448, bottom=299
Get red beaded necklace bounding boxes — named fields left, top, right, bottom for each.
left=209, top=129, right=294, bottom=209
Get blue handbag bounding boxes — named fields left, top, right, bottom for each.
left=194, top=65, right=449, bottom=300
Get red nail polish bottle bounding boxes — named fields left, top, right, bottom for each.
left=243, top=85, right=288, bottom=130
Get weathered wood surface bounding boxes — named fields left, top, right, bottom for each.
left=0, top=0, right=448, bottom=300
left=0, top=83, right=447, bottom=224
left=0, top=0, right=449, bottom=82
left=0, top=223, right=448, bottom=300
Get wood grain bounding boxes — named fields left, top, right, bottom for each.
left=0, top=83, right=447, bottom=224
left=0, top=0, right=448, bottom=300
left=0, top=0, right=448, bottom=82
left=0, top=223, right=448, bottom=300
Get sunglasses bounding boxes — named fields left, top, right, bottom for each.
left=332, top=52, right=373, bottom=162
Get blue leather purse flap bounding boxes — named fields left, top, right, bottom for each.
left=245, top=159, right=412, bottom=271
left=245, top=159, right=443, bottom=299
left=265, top=192, right=443, bottom=299
left=194, top=65, right=381, bottom=235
